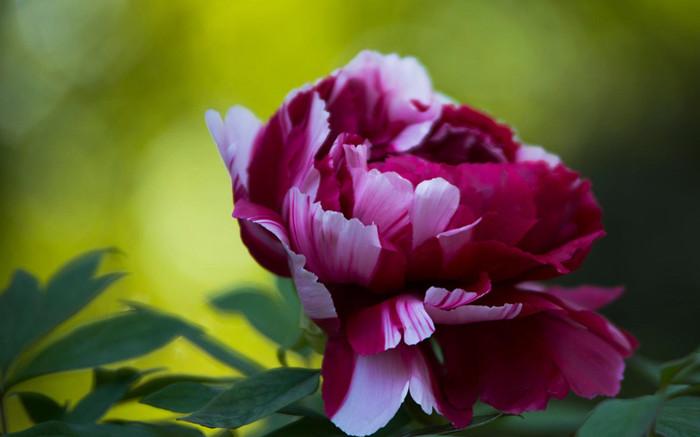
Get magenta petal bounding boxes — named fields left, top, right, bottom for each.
left=347, top=294, right=434, bottom=355
left=546, top=285, right=624, bottom=311
left=286, top=187, right=382, bottom=286
left=248, top=90, right=329, bottom=210
left=424, top=273, right=491, bottom=310
left=411, top=178, right=460, bottom=248
left=286, top=249, right=337, bottom=320
left=516, top=144, right=561, bottom=167
left=233, top=199, right=290, bottom=276
left=540, top=314, right=626, bottom=398
left=206, top=106, right=262, bottom=197
left=344, top=144, right=414, bottom=241
left=426, top=302, right=522, bottom=325
left=323, top=337, right=410, bottom=436
left=234, top=199, right=336, bottom=318
left=404, top=347, right=438, bottom=415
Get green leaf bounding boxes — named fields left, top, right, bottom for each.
left=261, top=417, right=344, bottom=437
left=8, top=309, right=186, bottom=387
left=578, top=395, right=664, bottom=437
left=15, top=392, right=67, bottom=423
left=0, top=249, right=124, bottom=375
left=141, top=382, right=226, bottom=413
left=183, top=331, right=264, bottom=376
left=275, top=277, right=300, bottom=315
left=181, top=367, right=320, bottom=429
left=122, top=374, right=239, bottom=401
left=655, top=396, right=700, bottom=437
left=7, top=421, right=204, bottom=437
left=65, top=367, right=142, bottom=423
left=0, top=270, right=42, bottom=374
left=660, top=351, right=700, bottom=387
left=41, top=249, right=126, bottom=341
left=210, top=288, right=300, bottom=348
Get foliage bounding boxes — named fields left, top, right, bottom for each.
left=2, top=250, right=700, bottom=436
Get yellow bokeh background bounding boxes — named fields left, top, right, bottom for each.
left=1, top=0, right=699, bottom=434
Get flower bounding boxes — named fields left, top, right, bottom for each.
left=207, top=50, right=636, bottom=436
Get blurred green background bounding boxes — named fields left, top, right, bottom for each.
left=1, top=0, right=699, bottom=433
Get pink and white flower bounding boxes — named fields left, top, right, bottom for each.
left=207, top=50, right=636, bottom=436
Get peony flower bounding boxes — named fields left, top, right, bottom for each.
left=207, top=50, right=636, bottom=436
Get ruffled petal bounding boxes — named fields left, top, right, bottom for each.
left=325, top=50, right=439, bottom=153
left=234, top=199, right=336, bottom=318
left=516, top=144, right=561, bottom=167
left=344, top=144, right=414, bottom=241
left=286, top=187, right=382, bottom=286
left=206, top=106, right=262, bottom=197
left=411, top=178, right=460, bottom=248
left=546, top=285, right=624, bottom=311
left=347, top=294, right=434, bottom=355
left=323, top=338, right=410, bottom=436
left=248, top=90, right=330, bottom=210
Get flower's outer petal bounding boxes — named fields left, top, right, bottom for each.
left=404, top=347, right=439, bottom=415
left=286, top=187, right=381, bottom=286
left=545, top=285, right=624, bottom=311
left=539, top=314, right=626, bottom=398
left=248, top=90, right=329, bottom=210
left=345, top=144, right=414, bottom=241
left=347, top=294, right=435, bottom=355
left=233, top=199, right=290, bottom=276
left=206, top=106, right=262, bottom=197
left=517, top=144, right=561, bottom=168
left=411, top=178, right=460, bottom=248
left=285, top=249, right=337, bottom=320
left=234, top=199, right=336, bottom=318
left=323, top=337, right=410, bottom=436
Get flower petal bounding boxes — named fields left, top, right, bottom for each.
left=426, top=302, right=522, bottom=325
left=405, top=347, right=439, bottom=415
left=323, top=338, right=409, bottom=436
left=347, top=144, right=414, bottom=241
left=516, top=144, right=561, bottom=167
left=286, top=187, right=381, bottom=286
left=411, top=178, right=460, bottom=248
left=248, top=90, right=329, bottom=210
left=233, top=199, right=290, bottom=276
left=347, top=295, right=435, bottom=355
left=206, top=106, right=262, bottom=196
left=234, top=198, right=336, bottom=318
left=545, top=285, right=624, bottom=311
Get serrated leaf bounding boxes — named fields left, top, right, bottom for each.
left=142, top=382, right=226, bottom=413
left=0, top=270, right=42, bottom=373
left=210, top=289, right=299, bottom=348
left=8, top=309, right=186, bottom=387
left=65, top=367, right=143, bottom=423
left=7, top=420, right=204, bottom=437
left=655, top=396, right=700, bottom=437
left=578, top=395, right=664, bottom=437
left=15, top=392, right=66, bottom=423
left=181, top=367, right=320, bottom=429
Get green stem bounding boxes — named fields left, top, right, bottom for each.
left=0, top=391, right=7, bottom=436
